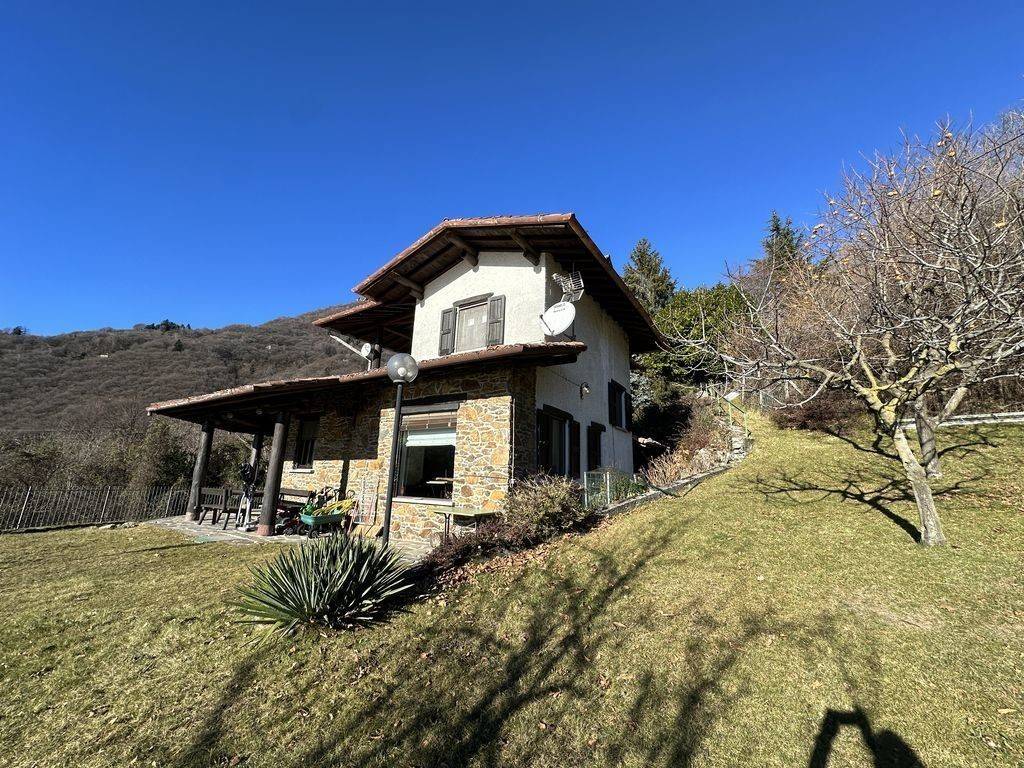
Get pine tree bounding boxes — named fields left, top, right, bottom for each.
left=762, top=211, right=805, bottom=264
left=623, top=238, right=676, bottom=314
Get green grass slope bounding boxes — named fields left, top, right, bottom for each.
left=0, top=416, right=1021, bottom=767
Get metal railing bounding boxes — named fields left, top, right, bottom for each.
left=0, top=485, right=189, bottom=533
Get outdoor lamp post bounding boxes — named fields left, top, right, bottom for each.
left=381, top=353, right=419, bottom=546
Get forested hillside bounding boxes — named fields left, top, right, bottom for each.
left=0, top=308, right=363, bottom=433
left=0, top=308, right=366, bottom=487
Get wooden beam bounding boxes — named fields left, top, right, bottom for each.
left=508, top=229, right=540, bottom=265
left=391, top=273, right=424, bottom=300
left=447, top=232, right=479, bottom=267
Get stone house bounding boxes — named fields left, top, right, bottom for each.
left=147, top=213, right=662, bottom=554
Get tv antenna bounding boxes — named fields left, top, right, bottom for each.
left=553, top=271, right=584, bottom=302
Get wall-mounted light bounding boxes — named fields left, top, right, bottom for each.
left=580, top=382, right=591, bottom=399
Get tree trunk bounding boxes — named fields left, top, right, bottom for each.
left=893, top=427, right=946, bottom=546
left=913, top=397, right=942, bottom=479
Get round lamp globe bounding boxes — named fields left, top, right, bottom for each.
left=387, top=353, right=419, bottom=384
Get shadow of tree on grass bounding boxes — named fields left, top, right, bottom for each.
left=287, top=524, right=681, bottom=768
left=754, top=466, right=983, bottom=543
left=820, top=424, right=998, bottom=465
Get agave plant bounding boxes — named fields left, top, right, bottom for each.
left=235, top=534, right=414, bottom=634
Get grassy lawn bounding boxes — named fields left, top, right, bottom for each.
left=1, top=416, right=1022, bottom=767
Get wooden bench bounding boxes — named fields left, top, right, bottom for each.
left=200, top=486, right=314, bottom=529
left=197, top=487, right=229, bottom=525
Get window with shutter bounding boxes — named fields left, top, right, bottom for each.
left=293, top=417, right=319, bottom=469
left=438, top=308, right=455, bottom=355
left=454, top=302, right=488, bottom=352
left=536, top=407, right=570, bottom=476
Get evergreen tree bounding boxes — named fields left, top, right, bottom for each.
left=762, top=211, right=805, bottom=265
left=623, top=238, right=676, bottom=313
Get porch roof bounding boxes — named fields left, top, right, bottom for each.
left=316, top=298, right=416, bottom=352
left=313, top=213, right=664, bottom=353
left=147, top=341, right=586, bottom=433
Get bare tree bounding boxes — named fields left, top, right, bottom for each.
left=668, top=111, right=1024, bottom=546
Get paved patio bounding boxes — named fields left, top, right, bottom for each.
left=145, top=516, right=306, bottom=546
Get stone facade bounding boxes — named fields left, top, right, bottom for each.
left=279, top=364, right=537, bottom=553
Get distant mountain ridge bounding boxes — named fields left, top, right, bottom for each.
left=0, top=306, right=365, bottom=433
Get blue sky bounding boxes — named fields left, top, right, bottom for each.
left=2, top=1, right=1022, bottom=335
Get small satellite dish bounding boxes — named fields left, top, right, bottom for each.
left=539, top=301, right=576, bottom=336
left=359, top=342, right=373, bottom=359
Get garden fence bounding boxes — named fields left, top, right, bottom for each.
left=0, top=485, right=189, bottom=533
left=583, top=468, right=647, bottom=511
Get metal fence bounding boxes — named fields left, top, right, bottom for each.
left=0, top=485, right=189, bottom=533
left=583, top=468, right=648, bottom=511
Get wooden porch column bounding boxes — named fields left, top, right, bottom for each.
left=242, top=431, right=264, bottom=527
left=256, top=413, right=290, bottom=536
left=187, top=421, right=214, bottom=522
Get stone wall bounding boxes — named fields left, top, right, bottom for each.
left=278, top=364, right=539, bottom=553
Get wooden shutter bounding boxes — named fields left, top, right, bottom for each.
left=625, top=391, right=633, bottom=430
left=569, top=419, right=581, bottom=479
left=587, top=424, right=603, bottom=471
left=439, top=308, right=455, bottom=356
left=486, top=295, right=505, bottom=346
left=536, top=409, right=547, bottom=469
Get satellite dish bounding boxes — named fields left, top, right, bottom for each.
left=539, top=301, right=576, bottom=336
left=359, top=342, right=373, bottom=359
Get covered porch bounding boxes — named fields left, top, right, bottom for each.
left=146, top=342, right=584, bottom=543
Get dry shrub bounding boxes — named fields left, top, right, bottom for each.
left=423, top=474, right=587, bottom=574
left=502, top=474, right=587, bottom=541
left=641, top=444, right=727, bottom=487
left=421, top=519, right=507, bottom=573
left=636, top=395, right=730, bottom=486
left=675, top=396, right=728, bottom=453
left=768, top=390, right=863, bottom=434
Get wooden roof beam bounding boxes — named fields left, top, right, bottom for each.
left=508, top=229, right=540, bottom=265
left=447, top=232, right=479, bottom=268
left=391, top=273, right=424, bottom=300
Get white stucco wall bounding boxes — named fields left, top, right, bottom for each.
left=411, top=251, right=547, bottom=360
left=411, top=249, right=634, bottom=477
left=535, top=256, right=633, bottom=476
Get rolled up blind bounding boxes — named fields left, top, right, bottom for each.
left=403, top=427, right=456, bottom=447
left=401, top=410, right=458, bottom=431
